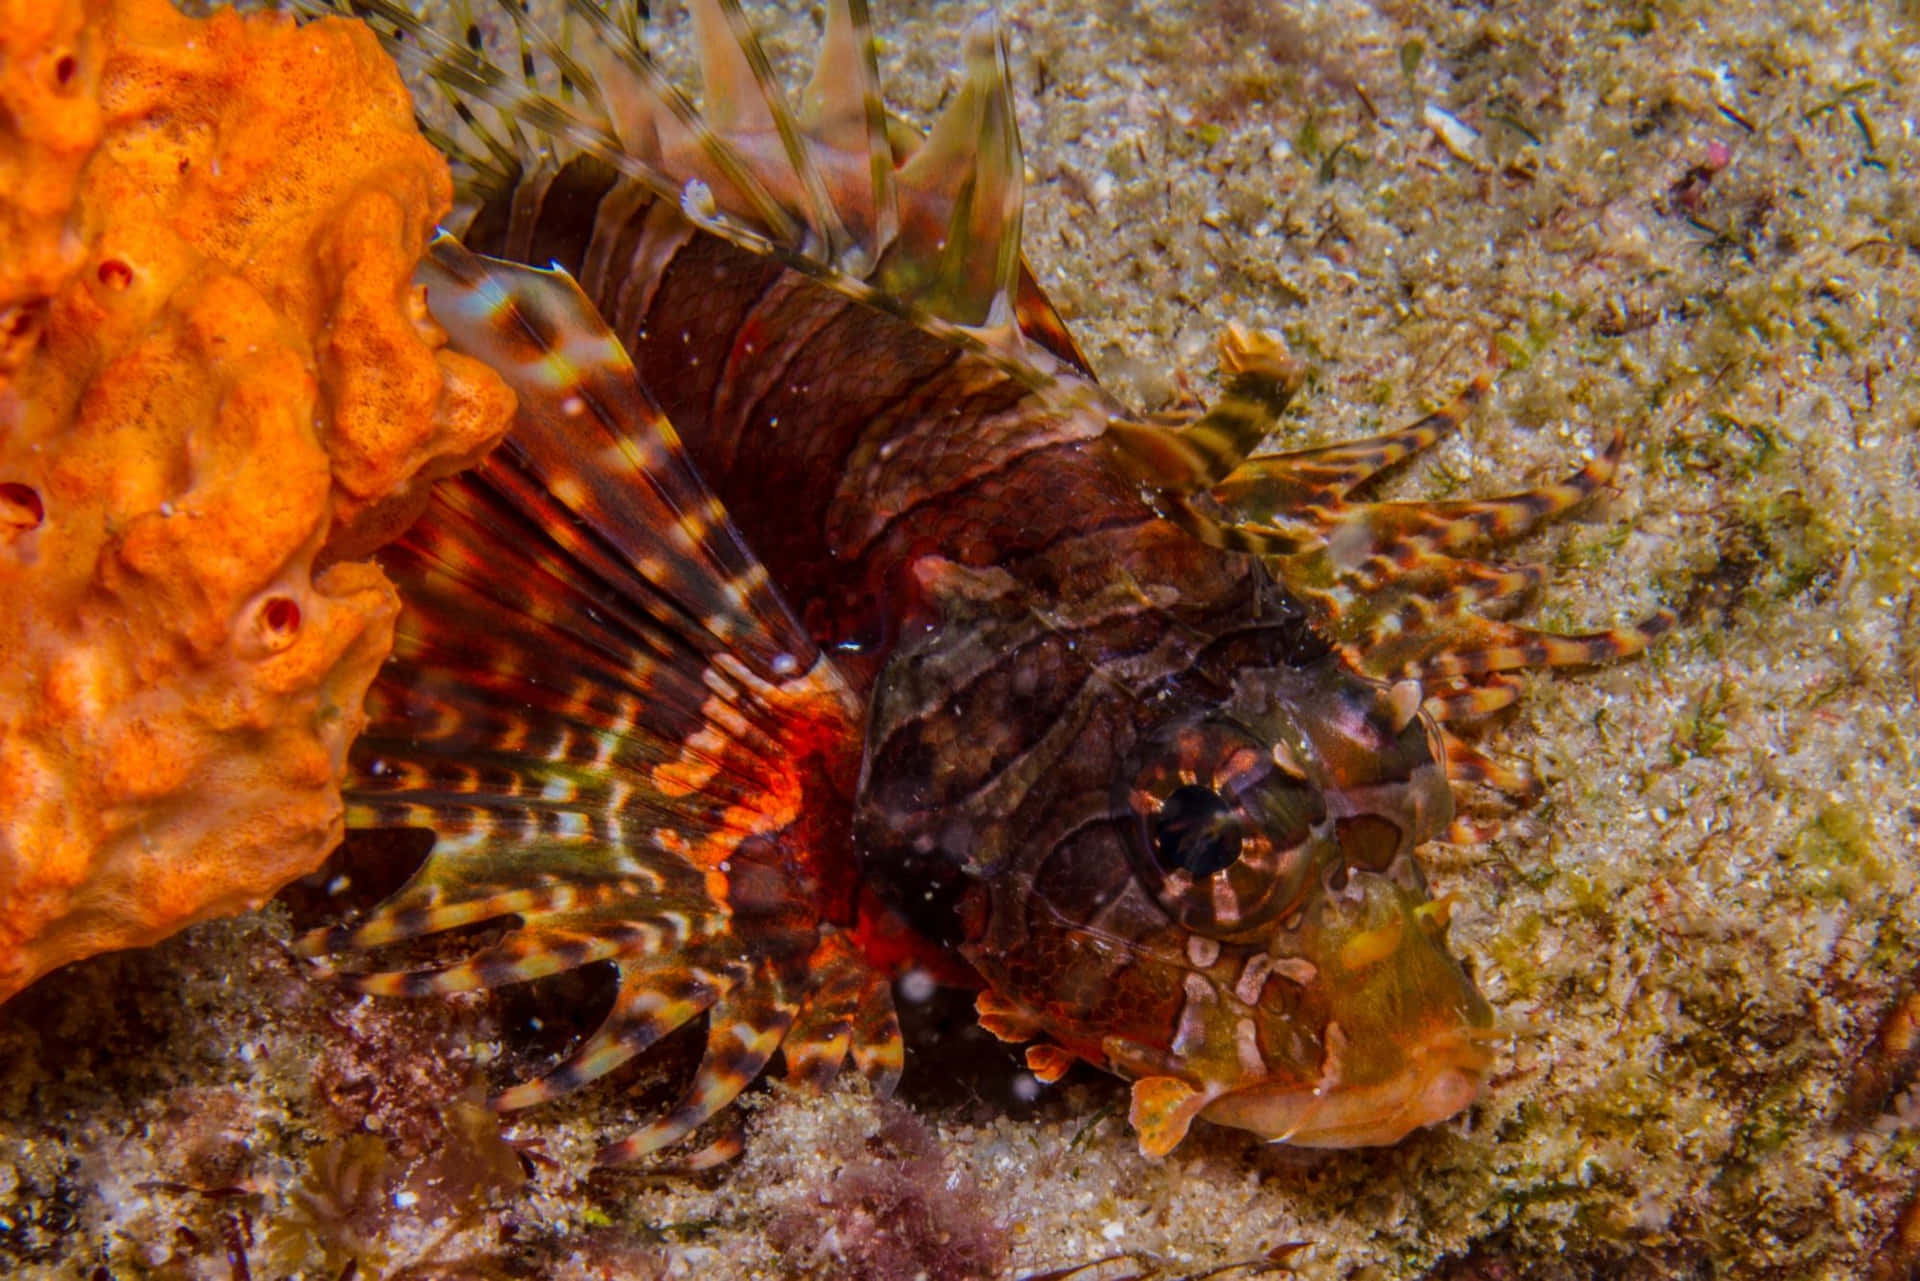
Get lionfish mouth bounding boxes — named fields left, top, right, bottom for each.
left=1200, top=1025, right=1495, bottom=1148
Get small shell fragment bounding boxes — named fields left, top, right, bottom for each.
left=1422, top=104, right=1482, bottom=164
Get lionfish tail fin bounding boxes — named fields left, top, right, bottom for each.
left=295, top=0, right=1092, bottom=383
left=304, top=237, right=894, bottom=1161
left=1110, top=331, right=1672, bottom=796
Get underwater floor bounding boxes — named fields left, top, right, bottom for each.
left=3, top=0, right=1917, bottom=1276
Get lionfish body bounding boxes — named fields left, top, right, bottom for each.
left=303, top=0, right=1669, bottom=1161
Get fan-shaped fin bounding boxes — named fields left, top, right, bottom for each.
left=694, top=0, right=851, bottom=256
left=783, top=1017, right=853, bottom=1089
left=1373, top=441, right=1627, bottom=553
left=304, top=0, right=646, bottom=197
left=800, top=0, right=897, bottom=263
left=690, top=0, right=775, bottom=137
left=884, top=16, right=1024, bottom=337
left=299, top=237, right=889, bottom=1161
left=419, top=236, right=843, bottom=675
left=1110, top=327, right=1670, bottom=794
left=583, top=4, right=810, bottom=245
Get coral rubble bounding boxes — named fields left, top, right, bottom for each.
left=0, top=0, right=514, bottom=1002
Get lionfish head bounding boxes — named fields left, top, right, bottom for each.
left=898, top=653, right=1496, bottom=1156
left=1102, top=658, right=1495, bottom=1154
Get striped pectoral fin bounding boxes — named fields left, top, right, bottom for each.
left=1225, top=372, right=1490, bottom=510
left=309, top=239, right=883, bottom=1161
left=595, top=964, right=804, bottom=1165
left=1248, top=427, right=1630, bottom=585
left=1342, top=599, right=1673, bottom=800
left=1198, top=400, right=1667, bottom=676
left=418, top=235, right=845, bottom=681
left=1422, top=672, right=1526, bottom=724
left=1106, top=325, right=1308, bottom=493
left=341, top=924, right=650, bottom=999
left=1119, top=340, right=1671, bottom=798
left=782, top=928, right=903, bottom=1094
left=491, top=958, right=743, bottom=1113
left=1439, top=729, right=1539, bottom=800
left=1408, top=611, right=1678, bottom=683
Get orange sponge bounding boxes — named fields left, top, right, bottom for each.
left=0, top=0, right=515, bottom=1001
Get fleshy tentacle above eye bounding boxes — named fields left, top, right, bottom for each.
left=298, top=235, right=890, bottom=1164
left=1107, top=326, right=1674, bottom=798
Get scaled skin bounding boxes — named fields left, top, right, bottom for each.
left=0, top=0, right=515, bottom=1002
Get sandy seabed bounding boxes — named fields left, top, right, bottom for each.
left=3, top=1, right=1917, bottom=1277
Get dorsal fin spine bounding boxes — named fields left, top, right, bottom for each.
left=290, top=0, right=1085, bottom=403
left=706, top=0, right=854, bottom=255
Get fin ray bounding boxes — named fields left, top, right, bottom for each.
left=1112, top=334, right=1670, bottom=795
left=595, top=971, right=802, bottom=1163
left=493, top=960, right=743, bottom=1111
left=1208, top=373, right=1488, bottom=511
left=887, top=17, right=1024, bottom=333
left=800, top=0, right=898, bottom=265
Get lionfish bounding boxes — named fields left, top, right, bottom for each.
left=298, top=0, right=1670, bottom=1162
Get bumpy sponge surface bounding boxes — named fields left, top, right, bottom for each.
left=0, top=0, right=514, bottom=1001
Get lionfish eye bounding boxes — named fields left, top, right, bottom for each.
left=1120, top=715, right=1337, bottom=941
left=1152, top=784, right=1243, bottom=877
